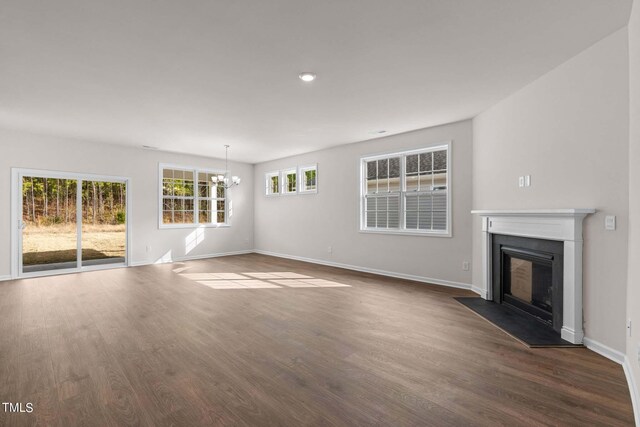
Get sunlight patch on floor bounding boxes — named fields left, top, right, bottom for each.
left=172, top=263, right=192, bottom=273
left=243, top=272, right=313, bottom=279
left=178, top=271, right=351, bottom=290
left=180, top=272, right=247, bottom=280
left=270, top=279, right=351, bottom=288
left=197, top=280, right=281, bottom=290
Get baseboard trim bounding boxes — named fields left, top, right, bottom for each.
left=253, top=249, right=472, bottom=291
left=471, top=285, right=486, bottom=298
left=7, top=249, right=473, bottom=293
left=129, top=260, right=151, bottom=267
left=174, top=250, right=254, bottom=262
left=623, top=356, right=640, bottom=427
left=568, top=338, right=638, bottom=423
left=131, top=249, right=254, bottom=267
left=583, top=337, right=626, bottom=364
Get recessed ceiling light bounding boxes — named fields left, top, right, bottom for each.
left=299, top=72, right=316, bottom=82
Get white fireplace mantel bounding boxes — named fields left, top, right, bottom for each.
left=471, top=209, right=595, bottom=344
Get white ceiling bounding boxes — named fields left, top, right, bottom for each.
left=0, top=0, right=632, bottom=163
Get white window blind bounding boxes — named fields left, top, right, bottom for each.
left=364, top=157, right=401, bottom=229
left=361, top=144, right=450, bottom=235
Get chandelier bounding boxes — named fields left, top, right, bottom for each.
left=211, top=145, right=241, bottom=189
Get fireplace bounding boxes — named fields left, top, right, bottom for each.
left=471, top=209, right=595, bottom=344
left=492, top=234, right=563, bottom=332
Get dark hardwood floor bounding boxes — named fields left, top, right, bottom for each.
left=0, top=253, right=634, bottom=426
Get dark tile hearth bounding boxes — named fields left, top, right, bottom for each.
left=455, top=297, right=582, bottom=348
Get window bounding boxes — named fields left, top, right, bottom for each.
left=360, top=143, right=450, bottom=235
left=364, top=157, right=401, bottom=229
left=162, top=168, right=195, bottom=224
left=283, top=168, right=297, bottom=194
left=265, top=171, right=280, bottom=196
left=160, top=165, right=227, bottom=227
left=265, top=165, right=319, bottom=197
left=197, top=171, right=226, bottom=224
left=299, top=165, right=317, bottom=193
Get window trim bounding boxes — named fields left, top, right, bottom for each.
left=359, top=142, right=452, bottom=237
left=158, top=163, right=230, bottom=229
left=281, top=167, right=298, bottom=195
left=265, top=171, right=281, bottom=196
left=298, top=164, right=318, bottom=194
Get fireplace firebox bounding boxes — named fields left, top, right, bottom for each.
left=492, top=234, right=564, bottom=333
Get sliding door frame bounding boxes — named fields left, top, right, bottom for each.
left=10, top=168, right=132, bottom=279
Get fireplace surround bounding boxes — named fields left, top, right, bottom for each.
left=471, top=209, right=595, bottom=344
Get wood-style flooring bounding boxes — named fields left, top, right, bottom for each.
left=0, top=254, right=634, bottom=426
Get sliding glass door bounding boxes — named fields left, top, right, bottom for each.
left=81, top=180, right=127, bottom=267
left=16, top=170, right=129, bottom=277
left=21, top=177, right=79, bottom=273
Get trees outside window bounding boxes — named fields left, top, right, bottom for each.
left=160, top=166, right=227, bottom=227
left=299, top=165, right=317, bottom=193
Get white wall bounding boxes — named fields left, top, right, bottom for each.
left=472, top=28, right=630, bottom=352
left=627, top=0, right=640, bottom=422
left=253, top=120, right=473, bottom=288
left=0, top=128, right=254, bottom=277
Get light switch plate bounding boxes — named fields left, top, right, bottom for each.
left=524, top=175, right=531, bottom=187
left=518, top=176, right=525, bottom=188
left=605, top=215, right=616, bottom=231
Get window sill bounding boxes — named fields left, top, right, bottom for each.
left=359, top=228, right=451, bottom=238
left=159, top=223, right=231, bottom=230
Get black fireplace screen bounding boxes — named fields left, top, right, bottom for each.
left=492, top=234, right=564, bottom=332
left=502, top=249, right=553, bottom=323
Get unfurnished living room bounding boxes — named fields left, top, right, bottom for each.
left=1, top=0, right=640, bottom=426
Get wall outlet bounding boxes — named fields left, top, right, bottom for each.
left=605, top=215, right=616, bottom=231
left=327, top=246, right=333, bottom=254
left=518, top=176, right=525, bottom=188
left=462, top=261, right=470, bottom=271
left=628, top=319, right=633, bottom=337
left=524, top=175, right=531, bottom=187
